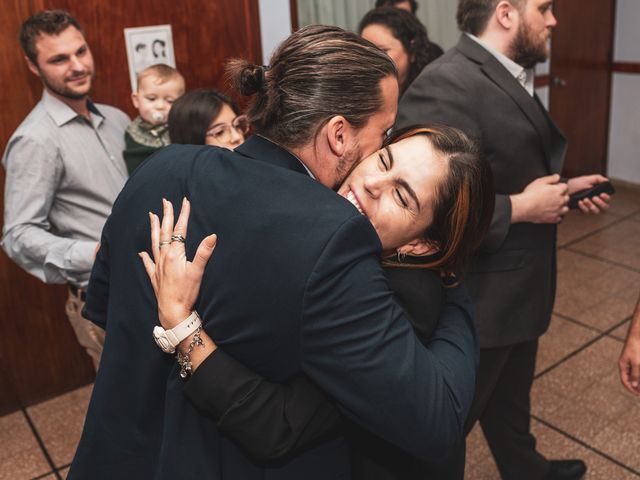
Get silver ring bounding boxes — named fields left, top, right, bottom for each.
left=159, top=241, right=171, bottom=247
left=171, top=234, right=186, bottom=243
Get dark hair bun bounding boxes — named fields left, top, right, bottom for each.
left=226, top=59, right=265, bottom=96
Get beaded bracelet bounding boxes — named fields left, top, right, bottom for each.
left=176, top=327, right=205, bottom=379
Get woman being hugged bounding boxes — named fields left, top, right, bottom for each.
left=141, top=123, right=494, bottom=479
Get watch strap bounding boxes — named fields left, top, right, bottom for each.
left=169, top=311, right=202, bottom=346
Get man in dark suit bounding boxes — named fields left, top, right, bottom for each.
left=396, top=1, right=610, bottom=479
left=69, top=25, right=478, bottom=479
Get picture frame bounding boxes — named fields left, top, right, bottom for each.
left=124, top=24, right=176, bottom=92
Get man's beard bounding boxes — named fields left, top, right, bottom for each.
left=510, top=21, right=549, bottom=69
left=332, top=144, right=362, bottom=191
left=41, top=71, right=92, bottom=101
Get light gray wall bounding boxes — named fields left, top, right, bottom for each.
left=414, top=0, right=459, bottom=50
left=258, top=0, right=292, bottom=61
left=295, top=0, right=460, bottom=49
left=608, top=0, right=640, bottom=184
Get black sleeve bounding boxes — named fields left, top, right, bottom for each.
left=301, top=215, right=477, bottom=460
left=184, top=348, right=341, bottom=461
left=385, top=267, right=443, bottom=343
left=83, top=217, right=112, bottom=329
left=185, top=216, right=477, bottom=462
left=184, top=268, right=445, bottom=462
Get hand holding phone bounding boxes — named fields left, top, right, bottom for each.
left=569, top=181, right=615, bottom=209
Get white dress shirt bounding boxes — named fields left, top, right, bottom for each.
left=2, top=90, right=130, bottom=287
left=466, top=33, right=535, bottom=96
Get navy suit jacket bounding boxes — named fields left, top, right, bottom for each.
left=69, top=136, right=476, bottom=479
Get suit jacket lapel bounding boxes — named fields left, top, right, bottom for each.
left=456, top=35, right=561, bottom=172
left=533, top=94, right=567, bottom=174
left=235, top=135, right=311, bottom=177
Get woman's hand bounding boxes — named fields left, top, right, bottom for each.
left=139, top=198, right=217, bottom=329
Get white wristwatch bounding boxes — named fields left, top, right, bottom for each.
left=153, top=311, right=202, bottom=354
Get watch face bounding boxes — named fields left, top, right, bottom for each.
left=153, top=326, right=175, bottom=353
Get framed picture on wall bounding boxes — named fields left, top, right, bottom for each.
left=124, top=24, right=176, bottom=91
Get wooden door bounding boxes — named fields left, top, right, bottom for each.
left=0, top=0, right=261, bottom=415
left=549, top=0, right=616, bottom=177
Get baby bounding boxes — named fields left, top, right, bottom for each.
left=123, top=64, right=185, bottom=174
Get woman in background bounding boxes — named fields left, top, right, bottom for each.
left=359, top=7, right=442, bottom=95
left=168, top=89, right=248, bottom=149
left=372, top=0, right=445, bottom=59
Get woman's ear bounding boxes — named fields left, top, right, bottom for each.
left=397, top=238, right=439, bottom=257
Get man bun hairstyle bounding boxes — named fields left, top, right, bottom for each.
left=227, top=60, right=266, bottom=96
left=226, top=25, right=397, bottom=149
left=20, top=10, right=83, bottom=64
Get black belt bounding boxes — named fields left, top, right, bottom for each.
left=69, top=284, right=87, bottom=301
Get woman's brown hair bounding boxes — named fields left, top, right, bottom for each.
left=225, top=25, right=397, bottom=149
left=383, top=125, right=495, bottom=279
left=168, top=90, right=239, bottom=145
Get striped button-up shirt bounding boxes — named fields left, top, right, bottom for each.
left=2, top=89, right=130, bottom=287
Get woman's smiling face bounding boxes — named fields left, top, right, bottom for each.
left=337, top=135, right=447, bottom=254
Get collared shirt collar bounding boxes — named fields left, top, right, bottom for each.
left=256, top=135, right=316, bottom=179
left=293, top=155, right=315, bottom=179
left=42, top=89, right=105, bottom=128
left=466, top=33, right=535, bottom=96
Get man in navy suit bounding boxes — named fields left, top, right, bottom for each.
left=70, top=25, right=478, bottom=479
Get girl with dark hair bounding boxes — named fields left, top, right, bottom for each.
left=141, top=124, right=495, bottom=479
left=359, top=7, right=442, bottom=94
left=168, top=89, right=248, bottom=149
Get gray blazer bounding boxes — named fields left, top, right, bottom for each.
left=397, top=35, right=567, bottom=348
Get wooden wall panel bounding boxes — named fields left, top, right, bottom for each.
left=38, top=0, right=262, bottom=115
left=290, top=0, right=299, bottom=31
left=549, top=0, right=616, bottom=177
left=0, top=0, right=261, bottom=414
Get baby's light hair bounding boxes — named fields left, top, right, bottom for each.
left=136, top=64, right=185, bottom=92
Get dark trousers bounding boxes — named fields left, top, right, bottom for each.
left=464, top=339, right=550, bottom=480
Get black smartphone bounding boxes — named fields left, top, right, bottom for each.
left=568, top=181, right=615, bottom=209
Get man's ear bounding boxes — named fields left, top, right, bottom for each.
left=397, top=238, right=439, bottom=257
left=25, top=56, right=40, bottom=77
left=495, top=1, right=518, bottom=30
left=131, top=91, right=140, bottom=109
left=325, top=115, right=350, bottom=157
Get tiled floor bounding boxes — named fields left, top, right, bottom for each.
left=0, top=385, right=90, bottom=480
left=2, top=183, right=639, bottom=480
left=466, top=182, right=640, bottom=479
